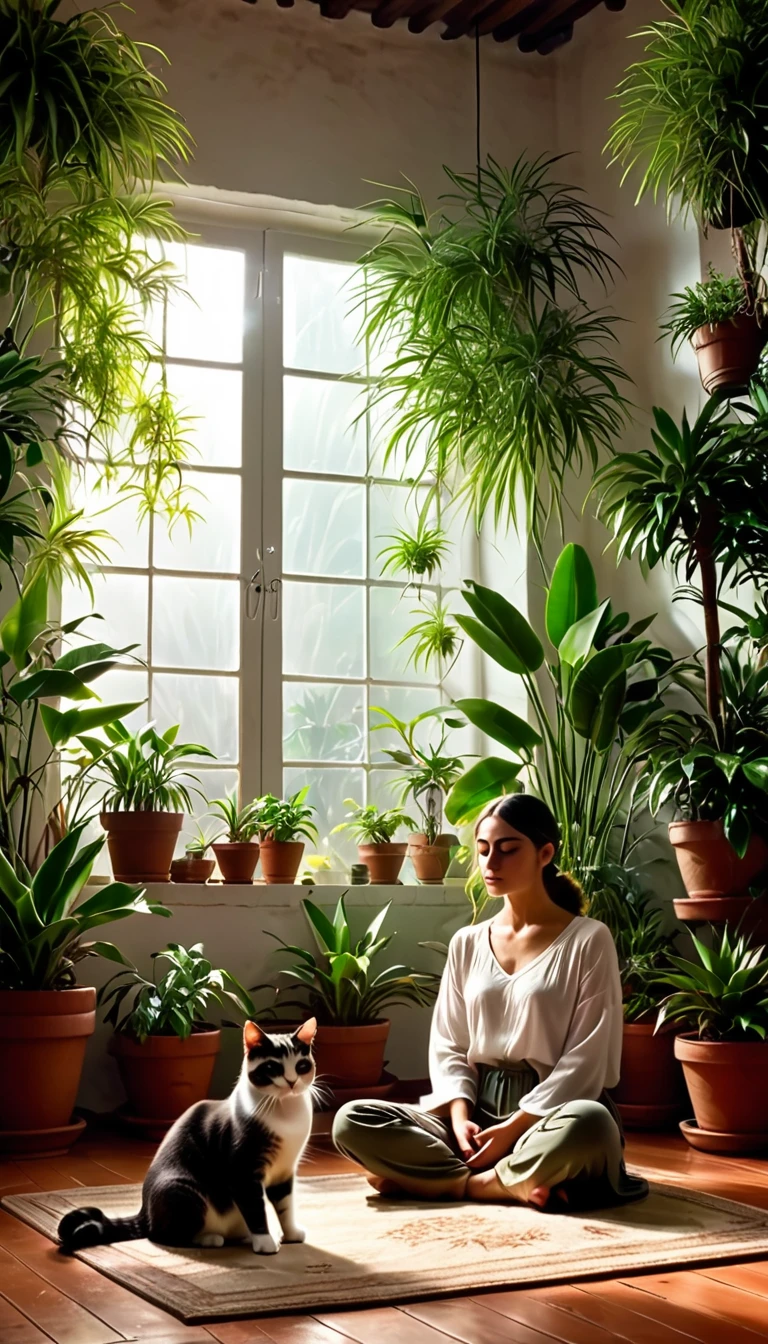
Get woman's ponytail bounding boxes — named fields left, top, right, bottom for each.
left=541, top=861, right=585, bottom=916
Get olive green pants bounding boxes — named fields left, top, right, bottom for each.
left=332, top=1065, right=649, bottom=1211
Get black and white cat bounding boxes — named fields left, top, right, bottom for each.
left=58, top=1018, right=317, bottom=1256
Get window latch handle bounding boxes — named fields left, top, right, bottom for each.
left=268, top=576, right=282, bottom=621
left=245, top=570, right=262, bottom=620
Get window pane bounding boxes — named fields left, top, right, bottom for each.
left=153, top=673, right=238, bottom=763
left=283, top=682, right=364, bottom=763
left=92, top=668, right=149, bottom=734
left=369, top=685, right=443, bottom=763
left=283, top=765, right=365, bottom=867
left=62, top=573, right=148, bottom=660
left=369, top=482, right=432, bottom=580
left=72, top=464, right=149, bottom=570
left=283, top=375, right=365, bottom=476
left=152, top=577, right=239, bottom=671
left=165, top=365, right=242, bottom=468
left=154, top=471, right=240, bottom=574
left=283, top=479, right=364, bottom=579
left=165, top=243, right=245, bottom=364
left=283, top=256, right=362, bottom=375
left=369, top=586, right=435, bottom=683
left=282, top=582, right=364, bottom=678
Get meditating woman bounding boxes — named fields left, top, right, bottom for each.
left=332, top=793, right=649, bottom=1211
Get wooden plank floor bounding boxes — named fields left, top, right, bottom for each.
left=1, top=1130, right=768, bottom=1343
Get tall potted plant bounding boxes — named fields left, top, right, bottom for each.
left=255, top=894, right=440, bottom=1088
left=662, top=267, right=767, bottom=396
left=255, top=788, right=318, bottom=885
left=0, top=823, right=169, bottom=1155
left=95, top=722, right=215, bottom=882
left=100, top=942, right=256, bottom=1134
left=209, top=792, right=261, bottom=884
left=332, top=801, right=417, bottom=885
left=370, top=706, right=464, bottom=882
left=655, top=924, right=768, bottom=1152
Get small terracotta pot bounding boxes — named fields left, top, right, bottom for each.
left=212, top=841, right=260, bottom=884
left=358, top=842, right=407, bottom=885
left=0, top=988, right=96, bottom=1136
left=408, top=833, right=454, bottom=883
left=691, top=313, right=767, bottom=395
left=170, top=856, right=215, bottom=884
left=110, top=1028, right=221, bottom=1121
left=669, top=820, right=768, bottom=899
left=675, top=1032, right=768, bottom=1137
left=259, top=839, right=304, bottom=884
left=312, top=1019, right=391, bottom=1087
left=101, top=811, right=183, bottom=883
left=609, top=1021, right=688, bottom=1130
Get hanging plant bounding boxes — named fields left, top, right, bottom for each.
left=355, top=155, right=630, bottom=550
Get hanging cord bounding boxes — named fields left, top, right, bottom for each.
left=475, top=22, right=482, bottom=185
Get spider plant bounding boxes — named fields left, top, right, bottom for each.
left=607, top=0, right=768, bottom=231
left=377, top=512, right=450, bottom=587
left=355, top=155, right=630, bottom=549
left=398, top=597, right=462, bottom=675
left=95, top=722, right=214, bottom=813
left=332, top=801, right=417, bottom=845
left=208, top=792, right=261, bottom=843
left=662, top=266, right=765, bottom=358
left=370, top=706, right=465, bottom=844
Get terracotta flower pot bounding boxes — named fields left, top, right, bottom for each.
left=408, top=832, right=455, bottom=883
left=358, top=842, right=407, bottom=885
left=675, top=1032, right=768, bottom=1139
left=312, top=1019, right=391, bottom=1087
left=170, top=856, right=215, bottom=884
left=212, top=841, right=260, bottom=884
left=110, top=1028, right=221, bottom=1121
left=669, top=820, right=768, bottom=899
left=691, top=313, right=767, bottom=395
left=0, top=988, right=96, bottom=1146
left=609, top=1022, right=688, bottom=1130
left=101, top=811, right=183, bottom=883
left=259, top=839, right=304, bottom=884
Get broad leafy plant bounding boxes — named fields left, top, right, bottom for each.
left=655, top=925, right=768, bottom=1041
left=332, top=800, right=416, bottom=845
left=99, top=942, right=257, bottom=1043
left=370, top=706, right=464, bottom=844
left=356, top=155, right=630, bottom=549
left=444, top=544, right=671, bottom=904
left=93, top=722, right=214, bottom=813
left=0, top=821, right=169, bottom=990
left=255, top=787, right=318, bottom=845
left=255, top=893, right=440, bottom=1027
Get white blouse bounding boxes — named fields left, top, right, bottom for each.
left=421, top=914, right=623, bottom=1118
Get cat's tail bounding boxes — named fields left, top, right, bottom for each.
left=57, top=1205, right=147, bottom=1252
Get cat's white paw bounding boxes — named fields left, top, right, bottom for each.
left=251, top=1233, right=278, bottom=1255
left=281, top=1224, right=306, bottom=1244
left=194, top=1233, right=225, bottom=1248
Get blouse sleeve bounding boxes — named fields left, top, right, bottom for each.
left=518, top=923, right=623, bottom=1117
left=420, top=932, right=478, bottom=1116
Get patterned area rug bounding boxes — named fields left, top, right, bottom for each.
left=5, top=1173, right=768, bottom=1323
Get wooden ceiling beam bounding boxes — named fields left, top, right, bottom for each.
left=436, top=0, right=506, bottom=40
left=462, top=0, right=549, bottom=40
left=319, top=0, right=358, bottom=16
left=372, top=0, right=421, bottom=28
left=516, top=0, right=620, bottom=47
left=408, top=0, right=468, bottom=34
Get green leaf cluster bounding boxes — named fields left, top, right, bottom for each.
left=99, top=941, right=256, bottom=1043
left=0, top=819, right=169, bottom=990
left=370, top=705, right=465, bottom=844
left=93, top=721, right=214, bottom=814
left=255, top=893, right=441, bottom=1027
left=332, top=800, right=417, bottom=845
left=661, top=266, right=761, bottom=356
left=208, top=791, right=261, bottom=844
left=655, top=924, right=768, bottom=1041
left=254, top=787, right=318, bottom=845
left=377, top=512, right=451, bottom=586
left=589, top=864, right=681, bottom=1023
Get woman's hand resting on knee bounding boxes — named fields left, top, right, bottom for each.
left=453, top=1117, right=483, bottom=1159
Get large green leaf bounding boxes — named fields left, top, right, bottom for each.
left=455, top=615, right=531, bottom=676
left=545, top=544, right=598, bottom=648
left=743, top=759, right=768, bottom=791
left=445, top=757, right=523, bottom=827
left=41, top=701, right=145, bottom=747
left=589, top=672, right=627, bottom=752
left=462, top=582, right=543, bottom=672
left=453, top=698, right=542, bottom=756
left=0, top=573, right=48, bottom=668
left=568, top=644, right=644, bottom=738
left=11, top=668, right=98, bottom=703
left=558, top=599, right=611, bottom=668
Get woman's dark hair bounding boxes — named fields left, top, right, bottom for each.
left=474, top=794, right=585, bottom=916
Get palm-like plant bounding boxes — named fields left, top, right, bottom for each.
left=356, top=155, right=630, bottom=548
left=607, top=0, right=768, bottom=232
left=370, top=706, right=464, bottom=844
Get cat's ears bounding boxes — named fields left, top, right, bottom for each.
left=293, top=1017, right=317, bottom=1045
left=243, top=1020, right=265, bottom=1053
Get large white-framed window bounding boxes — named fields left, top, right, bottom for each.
left=63, top=207, right=514, bottom=877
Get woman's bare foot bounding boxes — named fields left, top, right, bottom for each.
left=365, top=1174, right=408, bottom=1198
left=528, top=1184, right=569, bottom=1209
left=466, top=1170, right=569, bottom=1207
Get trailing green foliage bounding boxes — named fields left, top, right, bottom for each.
left=655, top=924, right=768, bottom=1041
left=208, top=791, right=261, bottom=843
left=370, top=705, right=464, bottom=844
left=356, top=155, right=630, bottom=546
left=93, top=721, right=214, bottom=814
left=662, top=266, right=764, bottom=357
left=0, top=820, right=169, bottom=990
left=254, top=892, right=440, bottom=1026
left=607, top=0, right=768, bottom=229
left=398, top=596, right=462, bottom=675
left=377, top=512, right=450, bottom=586
left=99, top=942, right=257, bottom=1042
left=332, top=800, right=416, bottom=845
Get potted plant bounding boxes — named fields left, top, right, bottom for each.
left=595, top=399, right=768, bottom=902
left=371, top=707, right=464, bottom=883
left=593, top=869, right=688, bottom=1131
left=662, top=267, right=767, bottom=396
left=209, top=792, right=261, bottom=884
left=170, top=828, right=216, bottom=884
left=332, top=800, right=417, bottom=885
left=255, top=893, right=440, bottom=1088
left=255, top=788, right=318, bottom=885
left=377, top=509, right=451, bottom=595
left=96, top=721, right=215, bottom=883
left=655, top=924, right=768, bottom=1153
left=100, top=942, right=256, bottom=1130
left=0, top=823, right=169, bottom=1155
